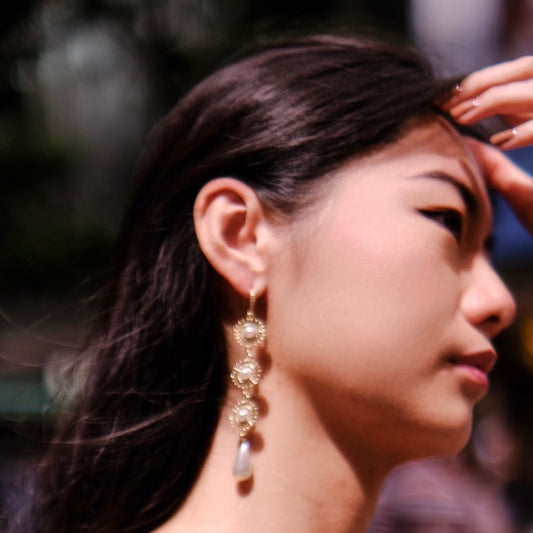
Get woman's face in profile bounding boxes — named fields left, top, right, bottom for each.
left=264, top=118, right=516, bottom=462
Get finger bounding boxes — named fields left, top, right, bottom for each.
left=448, top=80, right=533, bottom=123
left=466, top=138, right=533, bottom=235
left=500, top=112, right=533, bottom=126
left=490, top=120, right=533, bottom=150
left=443, top=56, right=533, bottom=109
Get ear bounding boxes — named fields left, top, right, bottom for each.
left=193, top=178, right=273, bottom=297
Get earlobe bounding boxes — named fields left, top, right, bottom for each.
left=193, top=178, right=270, bottom=297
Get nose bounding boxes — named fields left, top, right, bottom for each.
left=461, top=256, right=516, bottom=339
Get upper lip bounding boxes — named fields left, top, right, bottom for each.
left=448, top=350, right=497, bottom=374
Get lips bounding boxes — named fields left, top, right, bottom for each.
left=448, top=351, right=497, bottom=375
left=447, top=350, right=497, bottom=397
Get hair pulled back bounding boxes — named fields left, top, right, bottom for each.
left=24, top=35, right=457, bottom=533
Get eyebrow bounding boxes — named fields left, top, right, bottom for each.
left=409, top=170, right=478, bottom=214
left=409, top=170, right=494, bottom=253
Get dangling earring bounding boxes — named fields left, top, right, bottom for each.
left=229, top=290, right=266, bottom=481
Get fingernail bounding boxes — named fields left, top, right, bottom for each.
left=491, top=128, right=518, bottom=146
left=455, top=84, right=464, bottom=93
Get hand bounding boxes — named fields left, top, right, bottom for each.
left=466, top=138, right=533, bottom=235
left=443, top=56, right=533, bottom=150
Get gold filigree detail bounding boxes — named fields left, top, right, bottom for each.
left=233, top=316, right=266, bottom=348
left=230, top=398, right=259, bottom=437
left=231, top=357, right=262, bottom=398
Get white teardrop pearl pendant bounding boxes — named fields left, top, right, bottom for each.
left=232, top=439, right=252, bottom=481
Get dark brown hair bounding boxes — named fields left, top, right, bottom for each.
left=17, top=34, right=460, bottom=532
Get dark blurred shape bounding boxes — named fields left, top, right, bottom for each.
left=369, top=455, right=517, bottom=532
left=369, top=387, right=525, bottom=532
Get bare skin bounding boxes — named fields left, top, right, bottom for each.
left=154, top=119, right=515, bottom=533
left=153, top=57, right=533, bottom=533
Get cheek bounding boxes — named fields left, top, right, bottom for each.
left=266, top=217, right=474, bottom=459
left=267, top=207, right=462, bottom=386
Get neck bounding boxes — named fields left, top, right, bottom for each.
left=155, top=373, right=392, bottom=533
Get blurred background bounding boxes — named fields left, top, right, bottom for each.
left=0, top=0, right=532, bottom=531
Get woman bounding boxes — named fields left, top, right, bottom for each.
left=17, top=36, right=533, bottom=533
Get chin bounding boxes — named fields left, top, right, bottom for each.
left=392, top=411, right=474, bottom=464
left=421, top=417, right=474, bottom=460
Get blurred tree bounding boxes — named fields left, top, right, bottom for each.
left=0, top=1, right=113, bottom=298
left=0, top=0, right=409, bottom=300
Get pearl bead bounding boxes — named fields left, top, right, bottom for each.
left=239, top=365, right=253, bottom=381
left=243, top=323, right=257, bottom=340
left=236, top=407, right=250, bottom=424
left=233, top=439, right=252, bottom=481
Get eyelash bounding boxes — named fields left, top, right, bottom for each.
left=419, top=209, right=464, bottom=241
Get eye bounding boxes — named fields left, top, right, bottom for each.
left=419, top=209, right=464, bottom=241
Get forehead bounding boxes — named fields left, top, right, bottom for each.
left=332, top=117, right=489, bottom=203
left=371, top=118, right=475, bottom=171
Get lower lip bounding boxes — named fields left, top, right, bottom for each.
left=451, top=363, right=489, bottom=392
